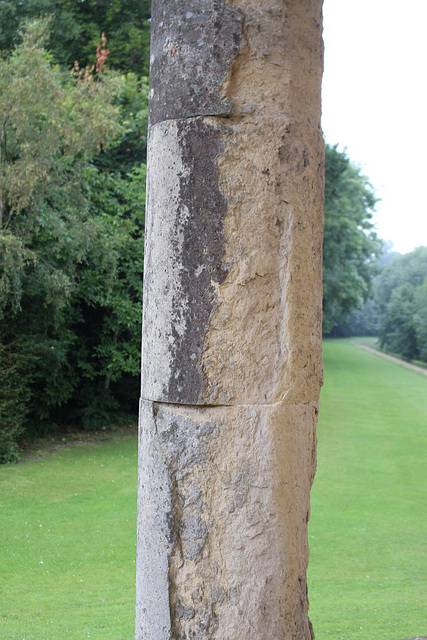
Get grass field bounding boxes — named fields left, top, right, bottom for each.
left=1, top=339, right=426, bottom=639
left=308, top=339, right=427, bottom=639
left=0, top=432, right=138, bottom=640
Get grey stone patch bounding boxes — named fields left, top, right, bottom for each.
left=148, top=0, right=242, bottom=125
left=135, top=400, right=173, bottom=639
left=181, top=511, right=208, bottom=560
left=175, top=601, right=195, bottom=621
left=209, top=586, right=227, bottom=604
left=136, top=400, right=219, bottom=638
left=141, top=118, right=230, bottom=405
left=154, top=402, right=219, bottom=473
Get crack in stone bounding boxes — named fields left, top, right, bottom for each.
left=141, top=397, right=318, bottom=409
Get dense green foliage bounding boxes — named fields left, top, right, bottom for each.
left=0, top=0, right=151, bottom=75
left=323, top=144, right=382, bottom=334
left=329, top=249, right=398, bottom=338
left=376, top=247, right=427, bottom=361
left=0, top=21, right=148, bottom=462
left=328, top=298, right=379, bottom=338
left=324, top=242, right=427, bottom=364
left=309, top=339, right=426, bottom=639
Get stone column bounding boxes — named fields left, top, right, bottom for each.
left=136, top=2, right=324, bottom=639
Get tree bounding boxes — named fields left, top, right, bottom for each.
left=323, top=144, right=382, bottom=334
left=329, top=298, right=380, bottom=338
left=376, top=246, right=427, bottom=361
left=0, top=0, right=151, bottom=75
left=329, top=246, right=400, bottom=338
left=0, top=19, right=119, bottom=238
left=0, top=21, right=146, bottom=461
left=414, top=276, right=427, bottom=362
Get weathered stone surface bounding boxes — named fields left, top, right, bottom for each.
left=201, top=116, right=323, bottom=406
left=141, top=117, right=323, bottom=406
left=136, top=398, right=317, bottom=640
left=141, top=0, right=324, bottom=408
left=141, top=118, right=229, bottom=405
left=142, top=118, right=322, bottom=404
left=137, top=0, right=323, bottom=637
left=148, top=0, right=242, bottom=125
left=223, top=0, right=323, bottom=121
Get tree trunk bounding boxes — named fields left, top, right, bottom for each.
left=136, top=1, right=324, bottom=638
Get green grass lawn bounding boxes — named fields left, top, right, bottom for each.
left=1, top=340, right=426, bottom=639
left=308, top=339, right=427, bottom=640
left=0, top=432, right=138, bottom=640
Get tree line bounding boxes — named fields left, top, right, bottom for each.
left=335, top=247, right=427, bottom=363
left=0, top=15, right=148, bottom=461
left=323, top=143, right=427, bottom=366
left=0, top=3, right=411, bottom=462
left=325, top=144, right=427, bottom=364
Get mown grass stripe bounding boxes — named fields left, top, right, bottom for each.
left=308, top=339, right=427, bottom=640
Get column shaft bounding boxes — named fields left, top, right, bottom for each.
left=136, top=2, right=324, bottom=638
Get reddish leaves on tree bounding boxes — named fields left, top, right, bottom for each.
left=72, top=33, right=110, bottom=85
left=96, top=33, right=110, bottom=75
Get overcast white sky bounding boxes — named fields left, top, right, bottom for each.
left=322, top=0, right=427, bottom=254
